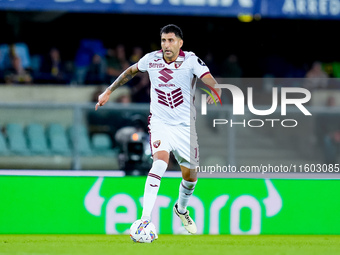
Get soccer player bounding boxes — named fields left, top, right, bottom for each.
left=96, top=24, right=221, bottom=234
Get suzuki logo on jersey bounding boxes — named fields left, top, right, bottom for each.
left=158, top=68, right=173, bottom=83
left=155, top=88, right=184, bottom=109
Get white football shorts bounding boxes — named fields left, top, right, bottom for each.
left=148, top=122, right=199, bottom=169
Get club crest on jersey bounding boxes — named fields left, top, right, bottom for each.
left=174, top=61, right=183, bottom=69
left=153, top=140, right=161, bottom=148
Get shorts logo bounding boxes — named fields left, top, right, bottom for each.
left=153, top=140, right=161, bottom=148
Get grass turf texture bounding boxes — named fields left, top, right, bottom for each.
left=0, top=235, right=339, bottom=255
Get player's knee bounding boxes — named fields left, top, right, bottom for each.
left=153, top=151, right=169, bottom=164
left=183, top=176, right=197, bottom=182
left=180, top=166, right=197, bottom=182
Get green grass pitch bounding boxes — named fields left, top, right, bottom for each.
left=0, top=235, right=339, bottom=255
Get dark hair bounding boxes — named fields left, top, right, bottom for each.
left=160, top=24, right=183, bottom=40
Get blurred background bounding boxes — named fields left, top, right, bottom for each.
left=1, top=0, right=340, bottom=173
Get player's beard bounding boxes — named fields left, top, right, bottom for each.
left=164, top=50, right=176, bottom=62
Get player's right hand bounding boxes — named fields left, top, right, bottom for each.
left=95, top=89, right=112, bottom=111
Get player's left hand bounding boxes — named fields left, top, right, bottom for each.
left=207, top=88, right=222, bottom=104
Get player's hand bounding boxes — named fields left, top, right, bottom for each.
left=95, top=89, right=112, bottom=111
left=207, top=88, right=222, bottom=104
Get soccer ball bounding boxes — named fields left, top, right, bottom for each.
left=129, top=219, right=157, bottom=243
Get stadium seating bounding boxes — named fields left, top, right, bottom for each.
left=0, top=130, right=9, bottom=155
left=68, top=124, right=93, bottom=156
left=0, top=43, right=31, bottom=70
left=6, top=123, right=30, bottom=155
left=92, top=133, right=115, bottom=156
left=13, top=43, right=31, bottom=69
left=0, top=121, right=119, bottom=169
left=46, top=123, right=72, bottom=156
left=26, top=123, right=50, bottom=155
left=74, top=39, right=106, bottom=84
left=1, top=122, right=116, bottom=157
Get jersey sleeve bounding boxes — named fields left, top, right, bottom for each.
left=137, top=53, right=149, bottom=72
left=191, top=55, right=210, bottom=79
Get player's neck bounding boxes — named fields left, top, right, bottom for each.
left=163, top=52, right=179, bottom=63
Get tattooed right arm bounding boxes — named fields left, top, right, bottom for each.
left=107, top=63, right=140, bottom=93
left=95, top=63, right=140, bottom=110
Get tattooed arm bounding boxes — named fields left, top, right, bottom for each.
left=95, top=63, right=139, bottom=110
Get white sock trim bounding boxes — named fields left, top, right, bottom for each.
left=181, top=179, right=197, bottom=191
left=178, top=179, right=197, bottom=214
